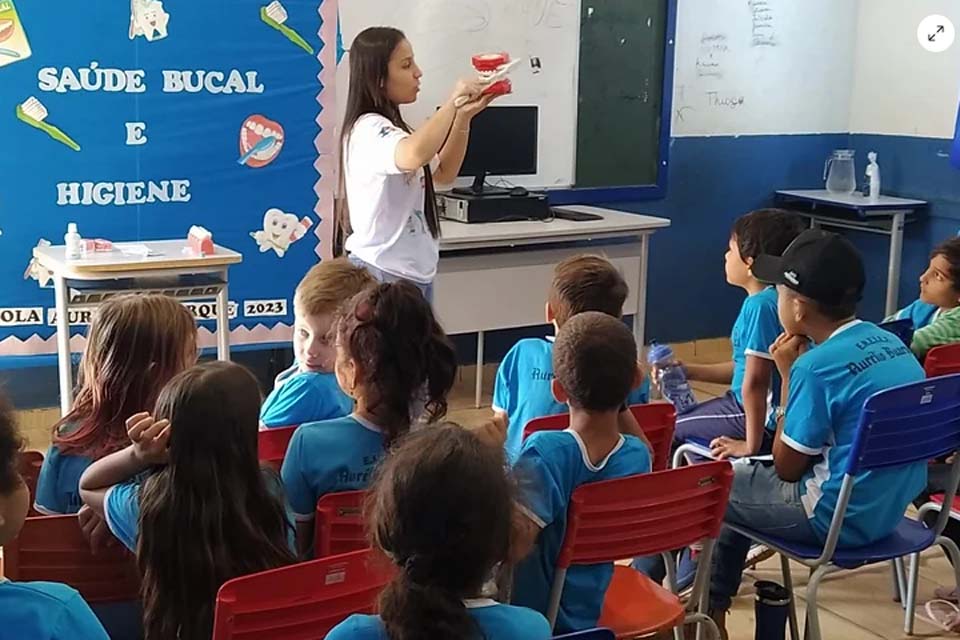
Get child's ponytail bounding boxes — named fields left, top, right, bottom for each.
left=380, top=570, right=477, bottom=639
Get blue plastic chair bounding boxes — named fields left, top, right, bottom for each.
left=726, top=374, right=960, bottom=640
left=552, top=629, right=615, bottom=639
left=878, top=318, right=915, bottom=348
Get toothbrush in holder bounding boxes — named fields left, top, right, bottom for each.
left=16, top=97, right=80, bottom=151
left=260, top=1, right=314, bottom=55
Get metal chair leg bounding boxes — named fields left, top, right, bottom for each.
left=894, top=557, right=907, bottom=606
left=780, top=554, right=800, bottom=640
left=904, top=552, right=920, bottom=635
left=804, top=565, right=833, bottom=640
left=684, top=613, right=721, bottom=640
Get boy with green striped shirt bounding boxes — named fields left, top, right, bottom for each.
left=889, top=237, right=960, bottom=358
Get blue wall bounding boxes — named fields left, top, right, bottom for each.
left=6, top=132, right=958, bottom=410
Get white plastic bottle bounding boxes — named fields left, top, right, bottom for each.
left=866, top=151, right=881, bottom=202
left=64, top=222, right=82, bottom=260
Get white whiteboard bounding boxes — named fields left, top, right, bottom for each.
left=671, top=0, right=858, bottom=137
left=337, top=0, right=581, bottom=188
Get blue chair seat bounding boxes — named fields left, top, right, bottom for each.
left=733, top=517, right=934, bottom=569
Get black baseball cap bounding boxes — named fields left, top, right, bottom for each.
left=751, top=229, right=865, bottom=306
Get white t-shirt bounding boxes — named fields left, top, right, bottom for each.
left=343, top=113, right=439, bottom=284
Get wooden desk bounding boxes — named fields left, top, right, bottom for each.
left=33, top=240, right=243, bottom=415
left=436, top=206, right=670, bottom=407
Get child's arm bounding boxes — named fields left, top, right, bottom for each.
left=711, top=355, right=773, bottom=458
left=910, top=311, right=960, bottom=358
left=294, top=522, right=314, bottom=558
left=616, top=408, right=653, bottom=452
left=770, top=334, right=816, bottom=482
left=683, top=361, right=734, bottom=385
left=508, top=502, right=542, bottom=564
left=79, top=413, right=169, bottom=517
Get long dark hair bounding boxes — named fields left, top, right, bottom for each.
left=338, top=281, right=456, bottom=446
left=370, top=423, right=514, bottom=639
left=137, top=361, right=295, bottom=640
left=54, top=294, right=197, bottom=459
left=335, top=26, right=440, bottom=255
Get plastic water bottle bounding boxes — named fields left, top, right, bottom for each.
left=64, top=222, right=82, bottom=260
left=647, top=343, right=697, bottom=412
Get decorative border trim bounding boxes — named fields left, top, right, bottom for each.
left=314, top=0, right=338, bottom=262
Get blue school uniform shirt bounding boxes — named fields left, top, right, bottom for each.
left=494, top=337, right=651, bottom=463
left=0, top=578, right=109, bottom=639
left=35, top=442, right=92, bottom=515
left=780, top=320, right=926, bottom=547
left=260, top=364, right=354, bottom=429
left=891, top=298, right=939, bottom=331
left=326, top=600, right=552, bottom=640
left=281, top=414, right=386, bottom=520
left=512, top=430, right=652, bottom=633
left=105, top=469, right=296, bottom=552
left=729, top=287, right=783, bottom=422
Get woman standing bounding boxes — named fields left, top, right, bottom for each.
left=337, top=27, right=494, bottom=300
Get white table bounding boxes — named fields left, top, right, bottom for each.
left=435, top=205, right=670, bottom=407
left=33, top=240, right=243, bottom=415
left=775, top=190, right=928, bottom=317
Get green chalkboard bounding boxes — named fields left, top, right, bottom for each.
left=575, top=0, right=668, bottom=188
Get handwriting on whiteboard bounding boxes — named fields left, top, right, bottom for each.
left=748, top=0, right=776, bottom=47
left=707, top=91, right=745, bottom=108
left=696, top=33, right=728, bottom=78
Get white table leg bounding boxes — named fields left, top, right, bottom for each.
left=885, top=211, right=906, bottom=318
left=53, top=275, right=73, bottom=416
left=475, top=329, right=485, bottom=409
left=216, top=275, right=230, bottom=361
left=634, top=235, right=649, bottom=347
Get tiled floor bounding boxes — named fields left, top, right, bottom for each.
left=17, top=339, right=960, bottom=639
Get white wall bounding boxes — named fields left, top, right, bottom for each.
left=849, top=0, right=960, bottom=138
left=671, top=0, right=859, bottom=137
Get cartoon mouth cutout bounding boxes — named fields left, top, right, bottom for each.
left=0, top=20, right=13, bottom=43
left=239, top=115, right=284, bottom=168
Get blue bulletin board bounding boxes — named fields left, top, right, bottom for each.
left=0, top=0, right=340, bottom=357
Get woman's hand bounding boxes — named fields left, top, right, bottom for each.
left=126, top=412, right=171, bottom=466
left=447, top=78, right=486, bottom=108
left=457, top=93, right=497, bottom=120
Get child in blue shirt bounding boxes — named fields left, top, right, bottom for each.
left=35, top=294, right=197, bottom=515
left=260, top=258, right=375, bottom=429
left=0, top=393, right=108, bottom=639
left=79, top=361, right=296, bottom=640
left=674, top=209, right=805, bottom=459
left=326, top=423, right=551, bottom=640
left=494, top=255, right=651, bottom=463
left=707, top=230, right=925, bottom=636
left=281, top=281, right=457, bottom=555
left=511, top=312, right=652, bottom=633
left=886, top=237, right=960, bottom=358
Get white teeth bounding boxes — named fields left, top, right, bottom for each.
left=246, top=120, right=255, bottom=130
left=264, top=128, right=274, bottom=138
left=254, top=123, right=265, bottom=136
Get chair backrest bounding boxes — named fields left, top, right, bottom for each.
left=552, top=629, right=616, bottom=640
left=523, top=403, right=676, bottom=471
left=4, top=514, right=140, bottom=602
left=557, top=461, right=733, bottom=569
left=315, top=490, right=368, bottom=558
left=257, top=426, right=297, bottom=470
left=847, top=373, right=960, bottom=474
left=878, top=318, right=914, bottom=347
left=19, top=450, right=44, bottom=516
left=211, top=548, right=394, bottom=640
left=925, top=344, right=960, bottom=378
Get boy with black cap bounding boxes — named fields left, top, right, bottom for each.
left=707, top=230, right=925, bottom=636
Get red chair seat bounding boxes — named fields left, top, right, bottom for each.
left=598, top=565, right=685, bottom=638
left=929, top=493, right=960, bottom=517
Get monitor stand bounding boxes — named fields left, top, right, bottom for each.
left=451, top=171, right=510, bottom=197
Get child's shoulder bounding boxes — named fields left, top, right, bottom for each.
left=612, top=434, right=653, bottom=472
left=0, top=579, right=80, bottom=605
left=504, top=337, right=553, bottom=361
left=471, top=602, right=552, bottom=636
left=293, top=415, right=378, bottom=448
left=742, top=287, right=779, bottom=314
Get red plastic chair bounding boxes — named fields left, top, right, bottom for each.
left=545, top=461, right=734, bottom=639
left=523, top=403, right=676, bottom=471
left=211, top=548, right=394, bottom=640
left=19, top=450, right=44, bottom=516
left=925, top=343, right=960, bottom=378
left=315, top=490, right=369, bottom=558
left=258, top=425, right=297, bottom=470
left=4, top=514, right=140, bottom=602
